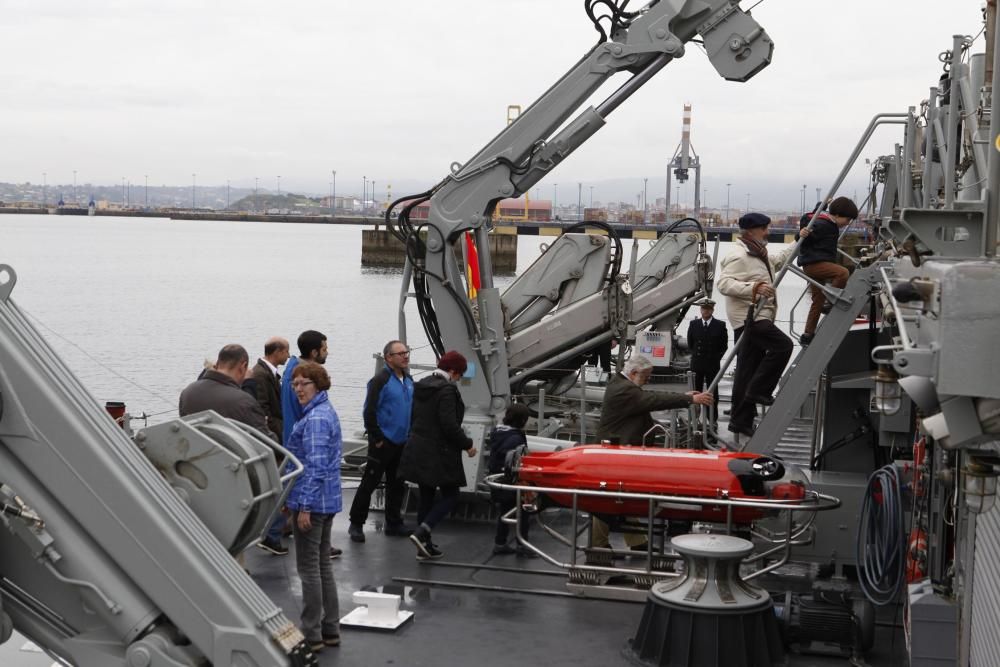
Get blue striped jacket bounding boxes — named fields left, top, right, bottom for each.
left=285, top=391, right=342, bottom=515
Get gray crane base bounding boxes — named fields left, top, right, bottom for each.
left=0, top=270, right=304, bottom=666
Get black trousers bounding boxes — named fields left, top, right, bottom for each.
left=491, top=489, right=531, bottom=545
left=348, top=442, right=407, bottom=526
left=730, top=319, right=793, bottom=429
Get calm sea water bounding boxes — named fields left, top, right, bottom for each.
left=0, top=214, right=806, bottom=433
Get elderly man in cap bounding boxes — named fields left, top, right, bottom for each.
left=686, top=299, right=728, bottom=432
left=717, top=213, right=809, bottom=437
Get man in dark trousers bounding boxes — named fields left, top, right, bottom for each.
left=717, top=213, right=803, bottom=438
left=251, top=336, right=290, bottom=443
left=592, top=355, right=713, bottom=549
left=686, top=299, right=728, bottom=429
left=347, top=340, right=415, bottom=542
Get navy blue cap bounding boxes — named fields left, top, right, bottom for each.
left=738, top=212, right=771, bottom=229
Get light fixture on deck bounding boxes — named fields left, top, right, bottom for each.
left=964, top=457, right=999, bottom=514
left=873, top=364, right=902, bottom=416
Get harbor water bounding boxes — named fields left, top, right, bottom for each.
left=1, top=214, right=807, bottom=434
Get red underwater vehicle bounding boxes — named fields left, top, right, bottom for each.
left=515, top=445, right=806, bottom=526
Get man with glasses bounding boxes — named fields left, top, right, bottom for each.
left=348, top=340, right=415, bottom=542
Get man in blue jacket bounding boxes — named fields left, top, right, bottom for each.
left=348, top=340, right=414, bottom=542
left=258, top=329, right=329, bottom=556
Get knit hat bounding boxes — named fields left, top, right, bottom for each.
left=738, top=212, right=771, bottom=229
left=437, top=350, right=468, bottom=375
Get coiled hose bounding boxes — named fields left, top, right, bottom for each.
left=856, top=463, right=906, bottom=606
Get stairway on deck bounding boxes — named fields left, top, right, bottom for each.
left=768, top=415, right=814, bottom=468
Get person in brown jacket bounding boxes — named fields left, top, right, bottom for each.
left=596, top=355, right=713, bottom=445
left=591, top=355, right=712, bottom=549
left=179, top=344, right=270, bottom=436
left=251, top=337, right=291, bottom=443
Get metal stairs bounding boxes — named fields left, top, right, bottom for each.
left=746, top=263, right=883, bottom=457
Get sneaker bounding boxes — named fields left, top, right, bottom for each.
left=410, top=527, right=442, bottom=560
left=348, top=522, right=365, bottom=543
left=307, top=639, right=325, bottom=653
left=384, top=523, right=414, bottom=537
left=329, top=546, right=342, bottom=559
left=322, top=635, right=341, bottom=647
left=492, top=543, right=517, bottom=555
left=416, top=543, right=444, bottom=561
left=799, top=332, right=815, bottom=346
left=257, top=538, right=288, bottom=556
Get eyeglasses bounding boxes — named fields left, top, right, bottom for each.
left=387, top=349, right=411, bottom=357
left=290, top=380, right=315, bottom=389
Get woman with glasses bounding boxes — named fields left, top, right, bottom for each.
left=284, top=361, right=342, bottom=652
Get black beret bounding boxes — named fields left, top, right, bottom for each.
left=738, top=212, right=771, bottom=229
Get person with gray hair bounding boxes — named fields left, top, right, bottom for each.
left=591, top=354, right=713, bottom=550
left=598, top=355, right=712, bottom=446
left=347, top=339, right=415, bottom=543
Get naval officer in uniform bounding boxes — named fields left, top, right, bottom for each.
left=686, top=299, right=728, bottom=429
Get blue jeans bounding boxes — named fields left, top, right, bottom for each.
left=291, top=511, right=340, bottom=642
left=266, top=512, right=287, bottom=543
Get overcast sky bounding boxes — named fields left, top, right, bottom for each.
left=0, top=0, right=988, bottom=209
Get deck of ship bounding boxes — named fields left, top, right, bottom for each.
left=246, top=480, right=906, bottom=667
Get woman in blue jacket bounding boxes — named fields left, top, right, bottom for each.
left=286, top=361, right=342, bottom=652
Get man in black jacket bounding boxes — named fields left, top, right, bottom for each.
left=686, top=299, right=728, bottom=428
left=797, top=197, right=857, bottom=345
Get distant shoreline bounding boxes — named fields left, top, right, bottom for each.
left=0, top=206, right=815, bottom=241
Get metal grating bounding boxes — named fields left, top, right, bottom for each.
left=970, top=502, right=1000, bottom=667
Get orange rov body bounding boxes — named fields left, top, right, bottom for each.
left=516, top=445, right=805, bottom=525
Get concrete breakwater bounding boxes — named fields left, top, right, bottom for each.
left=361, top=229, right=518, bottom=273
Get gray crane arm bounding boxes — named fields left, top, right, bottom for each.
left=400, top=0, right=772, bottom=416
left=0, top=265, right=314, bottom=667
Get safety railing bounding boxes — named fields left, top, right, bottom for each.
left=484, top=473, right=840, bottom=584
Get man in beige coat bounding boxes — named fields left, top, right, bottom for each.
left=717, top=213, right=809, bottom=437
